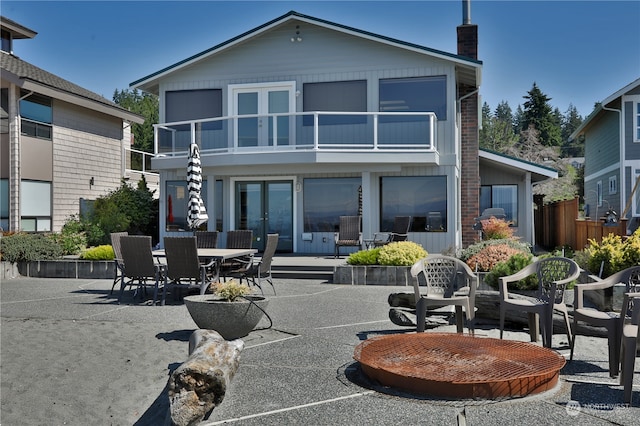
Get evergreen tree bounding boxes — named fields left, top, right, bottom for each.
left=513, top=105, right=525, bottom=135
left=113, top=89, right=159, bottom=153
left=560, top=104, right=584, bottom=156
left=521, top=83, right=562, bottom=147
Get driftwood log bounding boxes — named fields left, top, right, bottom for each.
left=166, top=330, right=244, bottom=426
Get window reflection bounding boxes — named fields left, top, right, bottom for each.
left=480, top=185, right=518, bottom=226
left=380, top=176, right=447, bottom=232
left=303, top=177, right=361, bottom=232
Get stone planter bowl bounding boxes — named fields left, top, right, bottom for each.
left=183, top=295, right=268, bottom=340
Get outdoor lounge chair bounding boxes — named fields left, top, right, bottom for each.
left=109, top=231, right=128, bottom=295
left=162, top=236, right=215, bottom=305
left=227, top=233, right=279, bottom=295
left=118, top=235, right=164, bottom=305
left=334, top=215, right=362, bottom=258
left=570, top=266, right=640, bottom=378
left=195, top=231, right=219, bottom=248
left=499, top=257, right=580, bottom=348
left=373, top=216, right=411, bottom=247
left=620, top=290, right=640, bottom=405
left=410, top=254, right=478, bottom=333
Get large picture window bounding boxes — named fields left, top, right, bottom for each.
left=480, top=185, right=518, bottom=226
left=20, top=180, right=51, bottom=231
left=303, top=177, right=361, bottom=232
left=303, top=80, right=367, bottom=125
left=379, top=76, right=447, bottom=120
left=0, top=179, right=8, bottom=230
left=166, top=180, right=208, bottom=232
left=20, top=92, right=52, bottom=140
left=380, top=176, right=447, bottom=232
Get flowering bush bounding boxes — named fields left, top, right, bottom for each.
left=458, top=239, right=531, bottom=271
left=210, top=279, right=253, bottom=302
left=378, top=241, right=427, bottom=266
left=465, top=243, right=528, bottom=272
left=481, top=217, right=515, bottom=240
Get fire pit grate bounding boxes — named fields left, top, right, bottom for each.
left=353, top=333, right=566, bottom=399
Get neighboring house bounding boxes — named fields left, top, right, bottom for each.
left=570, top=78, right=640, bottom=234
left=0, top=16, right=145, bottom=233
left=131, top=9, right=554, bottom=254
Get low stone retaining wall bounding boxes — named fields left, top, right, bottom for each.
left=333, top=265, right=415, bottom=286
left=17, top=260, right=115, bottom=279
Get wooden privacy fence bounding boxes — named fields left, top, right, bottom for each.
left=534, top=197, right=627, bottom=251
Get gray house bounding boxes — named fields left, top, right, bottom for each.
left=1, top=16, right=145, bottom=232
left=571, top=78, right=640, bottom=234
left=131, top=10, right=553, bottom=254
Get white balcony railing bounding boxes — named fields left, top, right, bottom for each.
left=153, top=111, right=437, bottom=157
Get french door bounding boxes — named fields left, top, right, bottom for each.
left=235, top=180, right=293, bottom=252
left=230, top=82, right=295, bottom=148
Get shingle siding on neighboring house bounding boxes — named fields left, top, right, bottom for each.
left=51, top=100, right=126, bottom=231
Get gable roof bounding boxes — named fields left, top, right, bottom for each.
left=479, top=148, right=558, bottom=182
left=131, top=10, right=482, bottom=94
left=1, top=51, right=144, bottom=124
left=569, top=77, right=640, bottom=141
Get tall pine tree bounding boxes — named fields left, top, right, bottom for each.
left=521, top=83, right=562, bottom=147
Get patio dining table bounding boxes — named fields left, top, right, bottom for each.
left=152, top=248, right=257, bottom=283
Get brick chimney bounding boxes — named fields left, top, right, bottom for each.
left=457, top=0, right=480, bottom=248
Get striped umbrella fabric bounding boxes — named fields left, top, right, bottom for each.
left=186, top=143, right=209, bottom=229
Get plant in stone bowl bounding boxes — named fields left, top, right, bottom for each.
left=210, top=279, right=253, bottom=301
left=184, top=279, right=269, bottom=340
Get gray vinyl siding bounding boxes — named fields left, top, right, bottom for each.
left=584, top=112, right=619, bottom=178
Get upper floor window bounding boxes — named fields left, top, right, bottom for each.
left=1, top=29, right=11, bottom=53
left=379, top=76, right=447, bottom=120
left=20, top=92, right=52, bottom=140
left=609, top=176, right=618, bottom=195
left=303, top=80, right=367, bottom=125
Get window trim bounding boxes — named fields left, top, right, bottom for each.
left=634, top=99, right=640, bottom=143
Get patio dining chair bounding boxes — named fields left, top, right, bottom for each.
left=620, top=290, right=640, bottom=405
left=334, top=215, right=362, bottom=258
left=373, top=216, right=411, bottom=247
left=195, top=231, right=219, bottom=248
left=410, top=254, right=478, bottom=334
left=570, top=266, right=640, bottom=378
left=109, top=231, right=128, bottom=295
left=221, top=230, right=254, bottom=279
left=162, top=236, right=216, bottom=305
left=118, top=235, right=164, bottom=305
left=228, top=233, right=279, bottom=295
left=499, top=257, right=580, bottom=348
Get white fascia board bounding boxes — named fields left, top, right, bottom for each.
left=479, top=150, right=557, bottom=179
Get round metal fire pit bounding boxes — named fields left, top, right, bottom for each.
left=353, top=333, right=566, bottom=399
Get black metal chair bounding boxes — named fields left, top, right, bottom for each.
left=228, top=233, right=279, bottom=295
left=118, top=235, right=164, bottom=305
left=221, top=230, right=254, bottom=279
left=334, top=216, right=362, bottom=258
left=195, top=231, right=219, bottom=248
left=162, top=236, right=215, bottom=305
left=373, top=216, right=411, bottom=247
left=109, top=231, right=128, bottom=295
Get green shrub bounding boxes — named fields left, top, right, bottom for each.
left=378, top=241, right=427, bottom=266
left=0, top=233, right=63, bottom=263
left=484, top=252, right=536, bottom=290
left=585, top=233, right=625, bottom=278
left=458, top=238, right=531, bottom=263
left=464, top=241, right=531, bottom=273
left=347, top=248, right=381, bottom=265
left=80, top=245, right=115, bottom=260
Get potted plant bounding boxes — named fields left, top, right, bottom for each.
left=183, top=280, right=269, bottom=340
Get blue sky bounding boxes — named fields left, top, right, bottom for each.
left=3, top=0, right=639, bottom=118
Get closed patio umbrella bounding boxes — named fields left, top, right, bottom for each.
left=186, top=143, right=209, bottom=229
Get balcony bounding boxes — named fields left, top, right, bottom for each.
left=123, top=146, right=159, bottom=197
left=153, top=111, right=437, bottom=157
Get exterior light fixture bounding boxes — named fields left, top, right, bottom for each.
left=291, top=25, right=302, bottom=42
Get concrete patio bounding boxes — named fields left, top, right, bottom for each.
left=1, top=274, right=639, bottom=425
